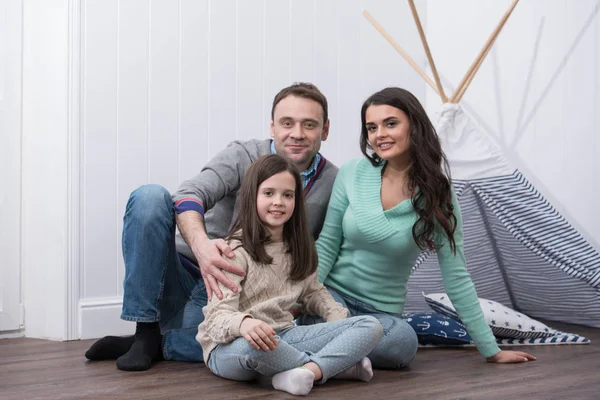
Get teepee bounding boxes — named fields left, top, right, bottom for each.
left=364, top=0, right=600, bottom=328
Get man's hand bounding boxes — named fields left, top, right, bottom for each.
left=486, top=350, right=537, bottom=363
left=239, top=318, right=277, bottom=351
left=191, top=236, right=245, bottom=301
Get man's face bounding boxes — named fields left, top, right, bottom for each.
left=270, top=95, right=330, bottom=171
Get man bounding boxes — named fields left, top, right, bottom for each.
left=85, top=83, right=338, bottom=371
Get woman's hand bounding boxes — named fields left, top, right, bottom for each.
left=486, top=350, right=537, bottom=363
left=288, top=304, right=302, bottom=319
left=239, top=318, right=278, bottom=351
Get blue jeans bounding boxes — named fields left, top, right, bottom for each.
left=120, top=184, right=207, bottom=362
left=207, top=316, right=383, bottom=383
left=298, top=287, right=418, bottom=370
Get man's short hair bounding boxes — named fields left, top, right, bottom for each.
left=271, top=82, right=328, bottom=124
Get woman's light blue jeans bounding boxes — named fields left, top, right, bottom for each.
left=298, top=287, right=418, bottom=370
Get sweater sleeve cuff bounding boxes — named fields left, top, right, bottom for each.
left=174, top=198, right=205, bottom=216
left=229, top=313, right=253, bottom=337
left=324, top=307, right=348, bottom=322
left=479, top=342, right=502, bottom=359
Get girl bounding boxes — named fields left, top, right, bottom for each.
left=196, top=154, right=383, bottom=396
left=303, top=87, right=536, bottom=368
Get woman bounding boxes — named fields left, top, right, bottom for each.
left=306, top=87, right=535, bottom=369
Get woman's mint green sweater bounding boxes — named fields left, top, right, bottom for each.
left=316, top=158, right=500, bottom=358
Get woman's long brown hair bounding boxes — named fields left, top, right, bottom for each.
left=227, top=154, right=317, bottom=280
left=359, top=87, right=457, bottom=254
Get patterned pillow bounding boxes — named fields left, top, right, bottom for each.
left=424, top=292, right=557, bottom=339
left=405, top=312, right=473, bottom=345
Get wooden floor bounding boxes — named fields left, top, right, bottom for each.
left=1, top=321, right=599, bottom=400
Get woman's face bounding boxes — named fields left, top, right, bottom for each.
left=365, top=104, right=411, bottom=164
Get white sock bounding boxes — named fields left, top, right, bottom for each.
left=272, top=367, right=315, bottom=396
left=332, top=357, right=374, bottom=382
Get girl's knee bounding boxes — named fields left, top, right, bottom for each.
left=353, top=315, right=384, bottom=339
left=230, top=337, right=259, bottom=354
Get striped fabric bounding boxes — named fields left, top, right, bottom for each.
left=495, top=333, right=590, bottom=345
left=405, top=169, right=600, bottom=328
left=418, top=332, right=590, bottom=348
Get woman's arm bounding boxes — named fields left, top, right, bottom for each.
left=436, top=190, right=501, bottom=359
left=436, top=190, right=536, bottom=363
left=315, top=161, right=354, bottom=283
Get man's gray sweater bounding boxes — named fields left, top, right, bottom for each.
left=172, top=139, right=338, bottom=263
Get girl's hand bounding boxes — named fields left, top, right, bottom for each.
left=486, top=350, right=537, bottom=363
left=239, top=318, right=278, bottom=351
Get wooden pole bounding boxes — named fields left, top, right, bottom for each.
left=449, top=0, right=520, bottom=103
left=453, top=38, right=492, bottom=103
left=407, top=0, right=447, bottom=102
left=363, top=9, right=440, bottom=96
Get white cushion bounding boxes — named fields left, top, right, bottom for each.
left=424, top=292, right=557, bottom=339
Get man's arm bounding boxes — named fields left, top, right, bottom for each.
left=173, top=141, right=254, bottom=213
left=173, top=141, right=261, bottom=299
left=176, top=210, right=244, bottom=300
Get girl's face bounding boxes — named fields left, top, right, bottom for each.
left=365, top=104, right=411, bottom=165
left=256, top=171, right=296, bottom=240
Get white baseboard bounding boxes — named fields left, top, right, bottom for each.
left=79, top=297, right=135, bottom=339
left=0, top=329, right=25, bottom=339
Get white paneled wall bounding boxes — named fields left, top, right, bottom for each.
left=424, top=0, right=600, bottom=250
left=0, top=0, right=22, bottom=333
left=21, top=0, right=74, bottom=340
left=79, top=0, right=427, bottom=337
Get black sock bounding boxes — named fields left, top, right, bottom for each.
left=85, top=335, right=135, bottom=360
left=116, top=322, right=162, bottom=371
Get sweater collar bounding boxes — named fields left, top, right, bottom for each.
left=353, top=159, right=413, bottom=243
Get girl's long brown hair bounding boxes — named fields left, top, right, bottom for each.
left=359, top=87, right=457, bottom=254
left=227, top=154, right=317, bottom=280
